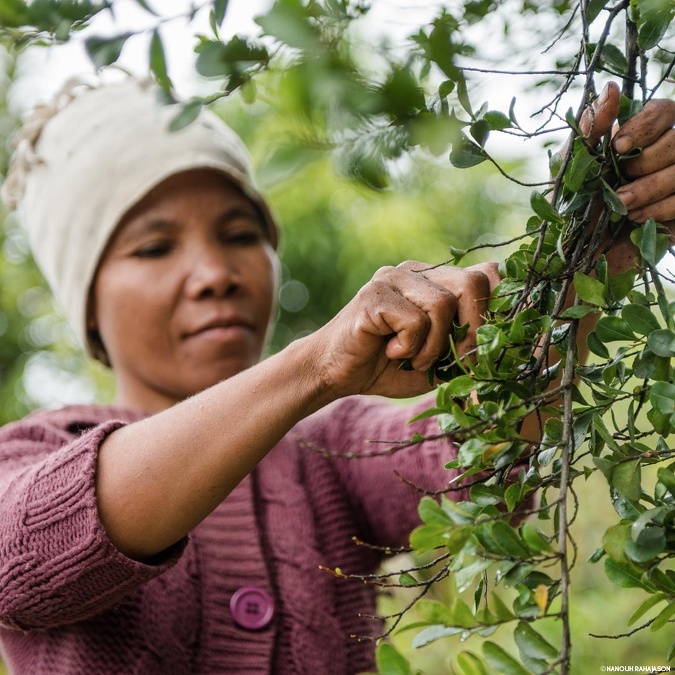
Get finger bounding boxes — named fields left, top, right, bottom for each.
left=469, top=261, right=501, bottom=294
left=621, top=128, right=675, bottom=177
left=616, top=163, right=675, bottom=211
left=371, top=265, right=457, bottom=370
left=579, top=82, right=620, bottom=147
left=354, top=279, right=431, bottom=362
left=613, top=99, right=675, bottom=155
left=626, top=192, right=675, bottom=226
left=451, top=270, right=492, bottom=362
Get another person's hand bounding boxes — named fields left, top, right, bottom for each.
left=614, top=99, right=675, bottom=227
left=308, top=261, right=500, bottom=400
left=576, top=81, right=675, bottom=228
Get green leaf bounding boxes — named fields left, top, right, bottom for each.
left=482, top=642, right=531, bottom=675
left=608, top=268, right=636, bottom=302
left=612, top=459, right=642, bottom=502
left=668, top=640, right=675, bottom=662
left=85, top=33, right=132, bottom=70
left=450, top=135, right=487, bottom=168
left=637, top=0, right=675, bottom=50
left=470, top=119, right=490, bottom=147
left=631, top=218, right=669, bottom=266
left=647, top=328, right=675, bottom=357
left=573, top=272, right=606, bottom=306
left=470, top=484, right=504, bottom=507
left=651, top=601, right=675, bottom=632
left=504, top=483, right=521, bottom=513
left=446, top=375, right=478, bottom=398
left=375, top=642, right=411, bottom=675
left=456, top=651, right=489, bottom=675
left=255, top=1, right=319, bottom=50
left=628, top=593, right=668, bottom=626
left=625, top=526, right=666, bottom=563
left=491, top=592, right=515, bottom=621
left=133, top=0, right=159, bottom=14
left=214, top=0, right=229, bottom=26
left=601, top=179, right=628, bottom=215
left=587, top=331, right=610, bottom=358
left=530, top=191, right=563, bottom=224
left=520, top=522, right=553, bottom=553
left=560, top=305, right=597, bottom=320
left=412, top=624, right=464, bottom=648
left=604, top=558, right=650, bottom=589
left=585, top=0, right=607, bottom=24
left=196, top=37, right=269, bottom=78
left=650, top=382, right=675, bottom=416
left=595, top=316, right=636, bottom=342
left=622, top=303, right=661, bottom=336
left=457, top=558, right=493, bottom=593
left=483, top=111, right=512, bottom=130
left=514, top=621, right=559, bottom=661
left=169, top=99, right=203, bottom=132
left=149, top=29, right=170, bottom=87
left=491, top=521, right=531, bottom=558
left=602, top=522, right=630, bottom=562
left=657, top=468, right=675, bottom=499
left=564, top=142, right=598, bottom=192
left=600, top=43, right=628, bottom=74
left=410, top=523, right=449, bottom=554
left=399, top=572, right=417, bottom=587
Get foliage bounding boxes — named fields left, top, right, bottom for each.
left=1, top=0, right=675, bottom=673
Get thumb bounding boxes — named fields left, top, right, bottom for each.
left=579, top=82, right=620, bottom=147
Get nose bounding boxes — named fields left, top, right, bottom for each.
left=184, top=244, right=241, bottom=299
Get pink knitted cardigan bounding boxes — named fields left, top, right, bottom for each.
left=0, top=396, right=460, bottom=674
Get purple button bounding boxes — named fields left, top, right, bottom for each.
left=230, top=586, right=275, bottom=630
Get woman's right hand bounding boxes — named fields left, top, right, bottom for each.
left=308, top=260, right=500, bottom=400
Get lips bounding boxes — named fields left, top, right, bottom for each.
left=183, top=316, right=256, bottom=339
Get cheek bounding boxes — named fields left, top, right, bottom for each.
left=92, top=266, right=169, bottom=354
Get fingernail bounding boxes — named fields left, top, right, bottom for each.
left=614, top=136, right=633, bottom=154
left=616, top=188, right=634, bottom=207
left=597, top=83, right=610, bottom=105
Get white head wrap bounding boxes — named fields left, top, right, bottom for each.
left=1, top=77, right=279, bottom=358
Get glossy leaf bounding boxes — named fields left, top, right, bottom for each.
left=149, top=29, right=169, bottom=87
left=604, top=559, right=650, bottom=590
left=85, top=33, right=132, bottom=69
left=595, top=316, right=636, bottom=342
left=622, top=303, right=661, bottom=335
left=573, top=272, right=606, bottom=307
left=375, top=642, right=411, bottom=675
left=450, top=135, right=487, bottom=168
left=650, top=382, right=675, bottom=416
left=456, top=651, right=489, bottom=675
left=651, top=601, right=675, bottom=632
left=514, top=621, right=559, bottom=661
left=482, top=642, right=531, bottom=675
left=530, top=190, right=563, bottom=224
left=647, top=329, right=675, bottom=357
left=628, top=593, right=668, bottom=626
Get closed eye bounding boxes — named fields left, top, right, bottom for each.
left=132, top=241, right=174, bottom=258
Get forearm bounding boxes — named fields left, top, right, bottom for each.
left=96, top=337, right=333, bottom=560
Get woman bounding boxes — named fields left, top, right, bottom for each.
left=0, top=78, right=672, bottom=674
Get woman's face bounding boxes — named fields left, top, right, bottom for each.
left=90, top=169, right=278, bottom=412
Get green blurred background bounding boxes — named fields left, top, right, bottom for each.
left=0, top=47, right=671, bottom=673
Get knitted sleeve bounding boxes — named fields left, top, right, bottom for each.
left=0, top=416, right=186, bottom=631
left=313, top=396, right=468, bottom=550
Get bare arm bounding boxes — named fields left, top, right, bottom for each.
left=96, top=263, right=494, bottom=560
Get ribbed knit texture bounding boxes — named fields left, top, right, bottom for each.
left=0, top=397, right=461, bottom=674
